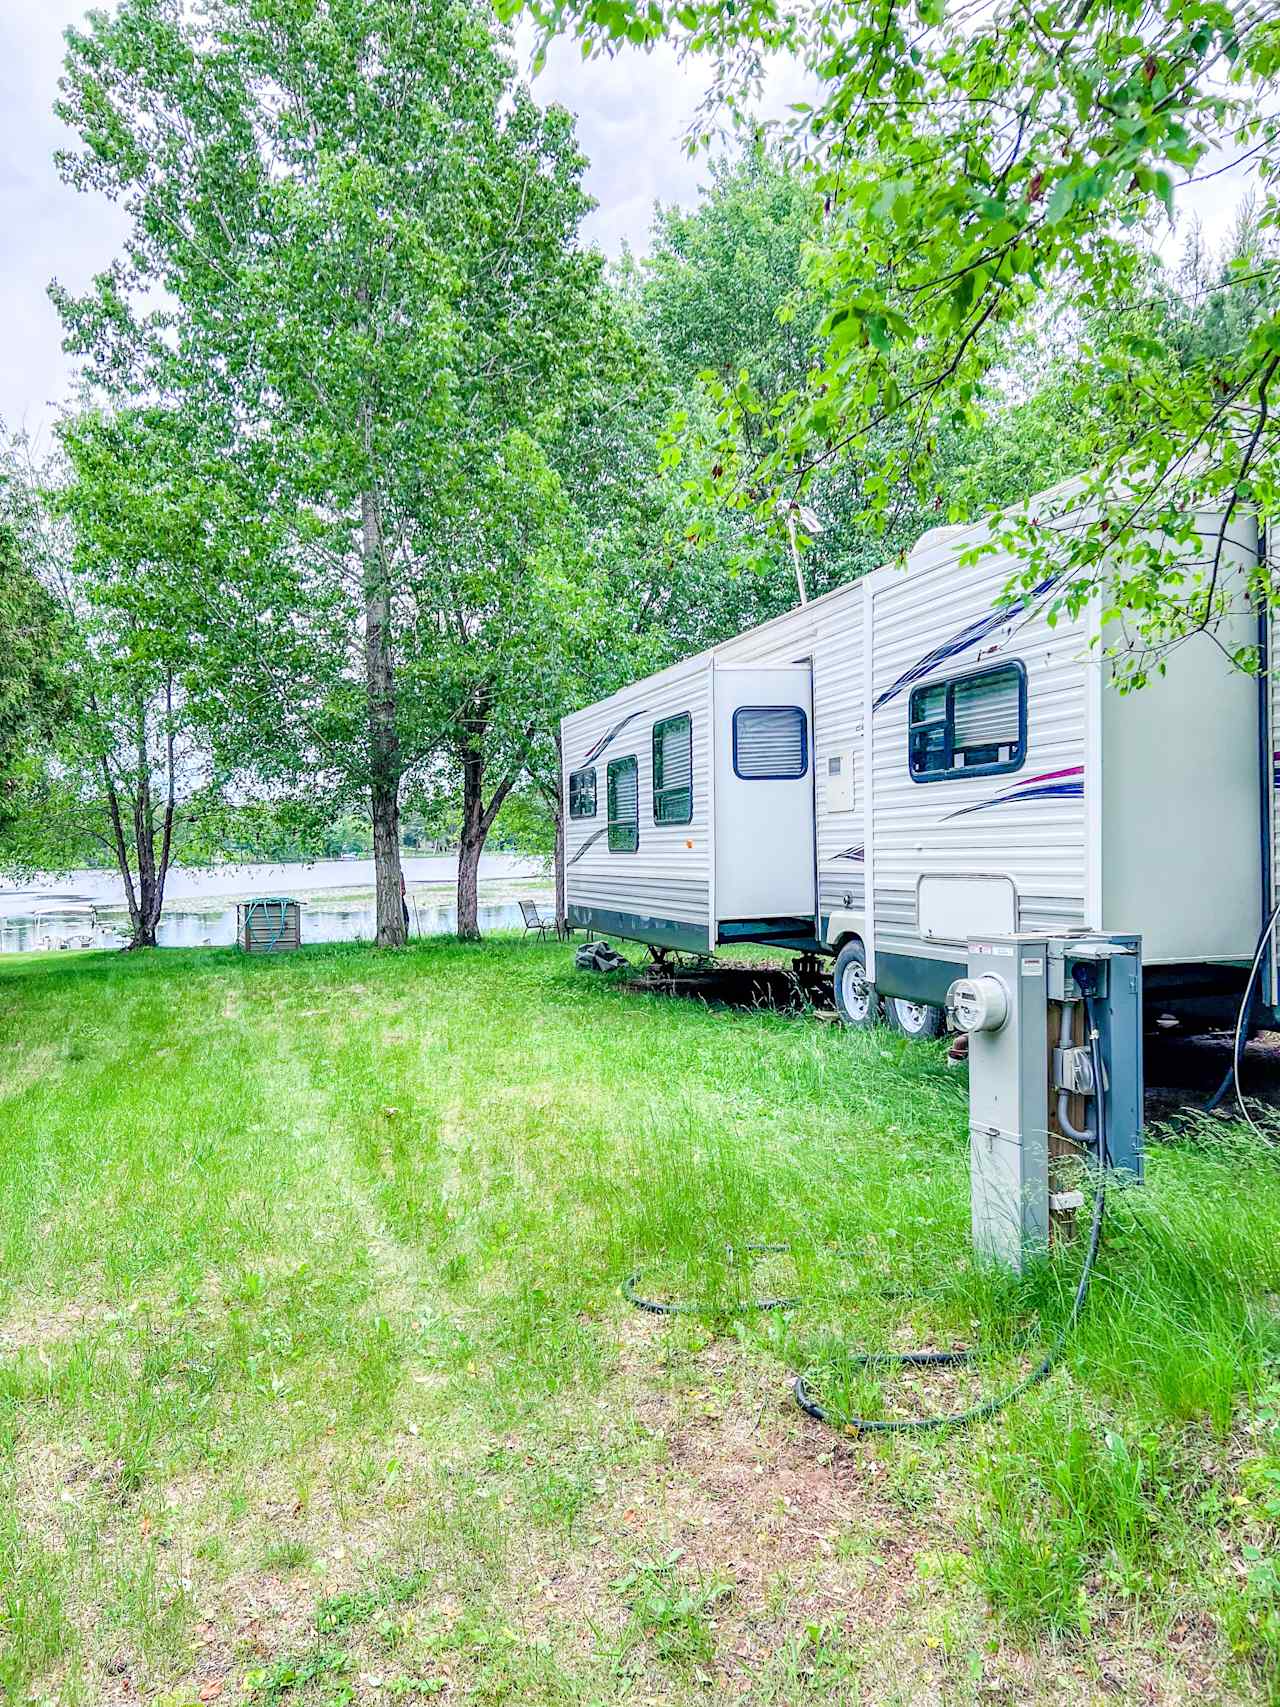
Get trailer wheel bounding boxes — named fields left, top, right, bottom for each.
left=833, top=940, right=878, bottom=1028
left=885, top=996, right=946, bottom=1039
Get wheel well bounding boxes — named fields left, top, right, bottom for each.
left=831, top=932, right=865, bottom=957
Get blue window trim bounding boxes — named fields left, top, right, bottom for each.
left=569, top=766, right=597, bottom=819
left=907, top=658, right=1028, bottom=785
left=606, top=754, right=640, bottom=853
left=732, top=705, right=809, bottom=781
left=652, top=710, right=694, bottom=825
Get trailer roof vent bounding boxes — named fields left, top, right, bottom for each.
left=910, top=521, right=967, bottom=562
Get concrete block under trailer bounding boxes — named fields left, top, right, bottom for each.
left=561, top=500, right=1275, bottom=1033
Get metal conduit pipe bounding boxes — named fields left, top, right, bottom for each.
left=1056, top=997, right=1096, bottom=1146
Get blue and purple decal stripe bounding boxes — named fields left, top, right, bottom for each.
left=1273, top=748, right=1280, bottom=788
left=568, top=827, right=609, bottom=865
left=942, top=764, right=1084, bottom=821
left=581, top=709, right=641, bottom=765
left=872, top=572, right=1062, bottom=713
left=834, top=844, right=865, bottom=862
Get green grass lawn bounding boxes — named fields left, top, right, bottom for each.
left=1, top=939, right=1279, bottom=1706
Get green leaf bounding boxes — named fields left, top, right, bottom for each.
left=1044, top=174, right=1079, bottom=226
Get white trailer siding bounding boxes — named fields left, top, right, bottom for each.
left=563, top=484, right=1267, bottom=1008
left=562, top=655, right=715, bottom=950
left=716, top=581, right=867, bottom=931
left=1100, top=514, right=1262, bottom=964
left=866, top=538, right=1090, bottom=995
left=716, top=596, right=818, bottom=666
left=810, top=585, right=866, bottom=928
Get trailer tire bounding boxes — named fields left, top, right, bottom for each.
left=885, top=996, right=946, bottom=1039
left=833, top=940, right=879, bottom=1028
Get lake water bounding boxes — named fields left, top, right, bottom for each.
left=0, top=855, right=553, bottom=954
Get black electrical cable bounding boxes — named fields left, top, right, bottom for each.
left=623, top=1243, right=803, bottom=1315
left=792, top=1169, right=1104, bottom=1436
left=625, top=997, right=1112, bottom=1438
left=1202, top=900, right=1279, bottom=1117
left=622, top=1243, right=886, bottom=1316
left=1204, top=1062, right=1235, bottom=1115
left=1226, top=898, right=1280, bottom=1138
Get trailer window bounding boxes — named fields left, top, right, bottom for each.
left=652, top=713, right=693, bottom=824
left=607, top=755, right=639, bottom=852
left=732, top=706, right=809, bottom=780
left=908, top=660, right=1026, bottom=781
left=568, top=767, right=596, bottom=819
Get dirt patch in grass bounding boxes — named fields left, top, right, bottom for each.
left=0, top=1039, right=59, bottom=1101
left=0, top=1291, right=121, bottom=1352
left=558, top=1315, right=1248, bottom=1705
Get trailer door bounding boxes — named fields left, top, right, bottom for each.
left=713, top=663, right=816, bottom=926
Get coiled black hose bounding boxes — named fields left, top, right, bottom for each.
left=623, top=1243, right=804, bottom=1315
left=793, top=993, right=1109, bottom=1435
left=627, top=997, right=1111, bottom=1437
left=792, top=1164, right=1105, bottom=1435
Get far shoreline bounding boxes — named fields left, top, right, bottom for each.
left=0, top=851, right=547, bottom=911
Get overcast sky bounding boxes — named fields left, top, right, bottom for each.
left=0, top=1, right=1257, bottom=440
left=0, top=2, right=741, bottom=437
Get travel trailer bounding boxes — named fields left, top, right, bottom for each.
left=561, top=483, right=1273, bottom=1034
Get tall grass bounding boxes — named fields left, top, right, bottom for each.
left=0, top=940, right=1277, bottom=1701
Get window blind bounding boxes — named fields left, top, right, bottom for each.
left=607, top=756, right=639, bottom=851
left=908, top=659, right=1026, bottom=782
left=733, top=707, right=808, bottom=779
left=952, top=667, right=1021, bottom=749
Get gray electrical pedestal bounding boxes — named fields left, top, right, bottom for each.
left=947, top=933, right=1143, bottom=1272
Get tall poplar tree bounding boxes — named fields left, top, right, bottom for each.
left=0, top=433, right=67, bottom=832
left=55, top=0, right=598, bottom=944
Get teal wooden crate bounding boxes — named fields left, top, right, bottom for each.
left=237, top=897, right=302, bottom=953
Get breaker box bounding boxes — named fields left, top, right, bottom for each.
left=948, top=934, right=1143, bottom=1271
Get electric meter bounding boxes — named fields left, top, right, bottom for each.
left=946, top=973, right=1010, bottom=1034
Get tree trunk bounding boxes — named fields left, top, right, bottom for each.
left=147, top=677, right=177, bottom=945
left=130, top=889, right=160, bottom=949
left=456, top=734, right=524, bottom=942
left=129, top=678, right=178, bottom=950
left=122, top=835, right=159, bottom=949
left=457, top=748, right=485, bottom=941
left=100, top=755, right=144, bottom=947
left=130, top=708, right=158, bottom=949
left=96, top=707, right=159, bottom=951
left=362, top=487, right=405, bottom=947
left=126, top=797, right=160, bottom=951
left=371, top=778, right=404, bottom=944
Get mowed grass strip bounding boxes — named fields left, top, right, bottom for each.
left=0, top=939, right=1278, bottom=1706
